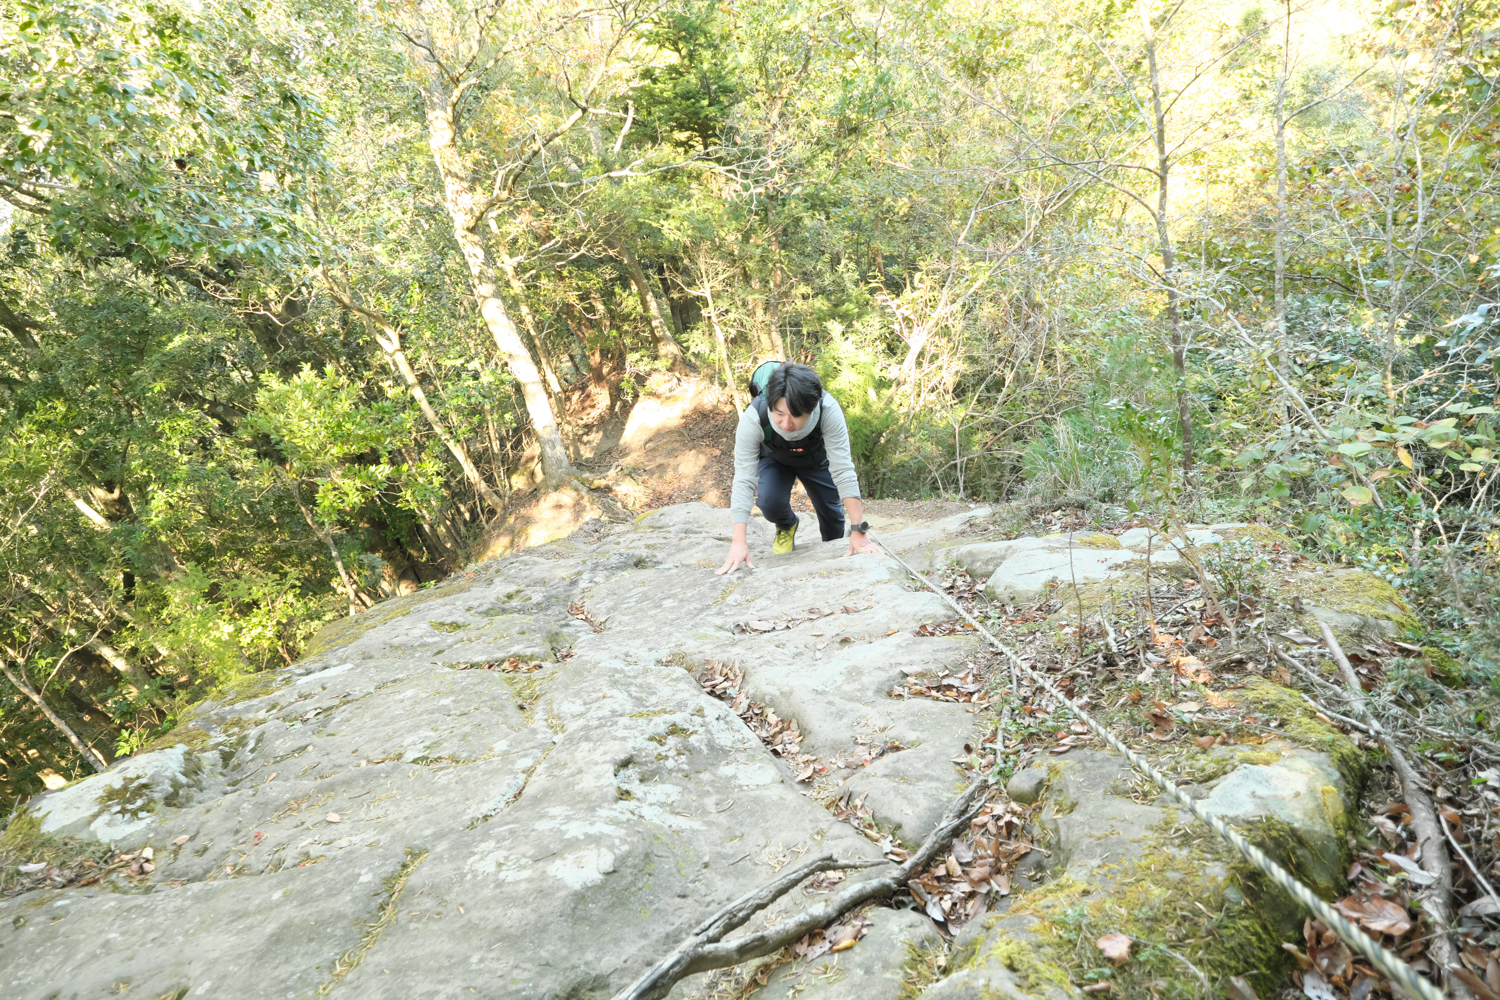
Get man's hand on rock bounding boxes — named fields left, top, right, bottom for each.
left=847, top=532, right=882, bottom=557
left=716, top=539, right=755, bottom=575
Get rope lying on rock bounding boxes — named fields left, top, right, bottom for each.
left=870, top=533, right=1447, bottom=1000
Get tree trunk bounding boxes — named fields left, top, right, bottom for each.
left=406, top=21, right=575, bottom=488
left=698, top=259, right=742, bottom=410
left=1143, top=5, right=1194, bottom=469
left=497, top=256, right=566, bottom=398
left=1273, top=0, right=1292, bottom=423
left=87, top=639, right=168, bottom=708
left=567, top=304, right=609, bottom=388
left=658, top=261, right=688, bottom=338
left=744, top=265, right=773, bottom=356
left=282, top=470, right=368, bottom=614
left=767, top=201, right=787, bottom=357
left=326, top=282, right=508, bottom=513
left=616, top=240, right=689, bottom=373
left=0, top=659, right=106, bottom=772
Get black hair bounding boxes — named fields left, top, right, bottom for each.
left=764, top=362, right=823, bottom=417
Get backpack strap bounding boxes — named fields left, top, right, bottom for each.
left=752, top=394, right=771, bottom=436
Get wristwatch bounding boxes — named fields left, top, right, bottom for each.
left=848, top=521, right=870, bottom=537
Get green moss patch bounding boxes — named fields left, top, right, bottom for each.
left=1288, top=568, right=1419, bottom=630
left=1230, top=678, right=1369, bottom=793
left=982, top=830, right=1294, bottom=999
left=1221, top=524, right=1299, bottom=551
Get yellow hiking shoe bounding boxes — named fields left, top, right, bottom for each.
left=773, top=523, right=797, bottom=555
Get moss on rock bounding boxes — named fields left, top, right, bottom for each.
left=1221, top=524, right=1299, bottom=551
left=1424, top=645, right=1466, bottom=686
left=1229, top=678, right=1369, bottom=793
left=1288, top=567, right=1419, bottom=631
left=973, top=827, right=1296, bottom=999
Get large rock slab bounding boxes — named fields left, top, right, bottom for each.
left=929, top=718, right=1359, bottom=1000
left=1, top=502, right=999, bottom=1000
left=0, top=503, right=1369, bottom=1000
left=982, top=538, right=1138, bottom=604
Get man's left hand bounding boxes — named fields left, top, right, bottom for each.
left=847, top=531, right=883, bottom=557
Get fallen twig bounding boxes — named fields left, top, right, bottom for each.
left=1319, top=622, right=1474, bottom=1000
left=1271, top=644, right=1343, bottom=696
left=1440, top=812, right=1500, bottom=919
left=610, top=777, right=993, bottom=1000
left=1298, top=692, right=1373, bottom=734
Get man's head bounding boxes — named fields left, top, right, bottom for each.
left=764, top=362, right=823, bottom=435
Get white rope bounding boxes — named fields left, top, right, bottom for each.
left=871, top=534, right=1448, bottom=1000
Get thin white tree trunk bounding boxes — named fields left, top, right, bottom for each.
left=324, top=280, right=508, bottom=512
left=1, top=658, right=106, bottom=772
left=406, top=21, right=575, bottom=487
left=1273, top=0, right=1292, bottom=423
left=498, top=255, right=566, bottom=397
left=704, top=278, right=740, bottom=410
left=1142, top=0, right=1194, bottom=469
left=283, top=471, right=367, bottom=614
left=87, top=639, right=167, bottom=708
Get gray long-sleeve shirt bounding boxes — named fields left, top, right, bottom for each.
left=730, top=392, right=861, bottom=524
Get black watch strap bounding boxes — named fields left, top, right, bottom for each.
left=848, top=520, right=870, bottom=536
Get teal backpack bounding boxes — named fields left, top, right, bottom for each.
left=748, top=359, right=783, bottom=400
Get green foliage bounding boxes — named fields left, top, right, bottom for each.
left=1, top=0, right=325, bottom=262
left=634, top=10, right=741, bottom=153
left=1201, top=538, right=1272, bottom=611
left=0, top=0, right=1497, bottom=813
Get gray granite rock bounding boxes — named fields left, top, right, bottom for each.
left=1, top=503, right=996, bottom=1000
left=752, top=907, right=943, bottom=1000
left=0, top=504, right=1360, bottom=1000
left=1004, top=767, right=1049, bottom=805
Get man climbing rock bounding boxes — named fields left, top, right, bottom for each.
left=716, top=361, right=882, bottom=574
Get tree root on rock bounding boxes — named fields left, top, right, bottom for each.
left=1319, top=622, right=1475, bottom=1000
left=611, top=777, right=993, bottom=1000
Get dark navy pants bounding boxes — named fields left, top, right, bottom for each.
left=756, top=457, right=845, bottom=541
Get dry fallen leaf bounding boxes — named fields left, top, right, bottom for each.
left=1096, top=932, right=1132, bottom=965
left=1333, top=893, right=1412, bottom=937
left=1381, top=851, right=1437, bottom=885
left=172, top=835, right=190, bottom=846
left=1452, top=967, right=1500, bottom=1000
left=1370, top=814, right=1402, bottom=846
left=924, top=894, right=947, bottom=924
left=1299, top=968, right=1338, bottom=1000
left=325, top=812, right=343, bottom=824
left=885, top=629, right=899, bottom=636
left=1461, top=896, right=1500, bottom=918
left=1226, top=975, right=1261, bottom=1000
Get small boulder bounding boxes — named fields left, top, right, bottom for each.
left=1005, top=767, right=1050, bottom=805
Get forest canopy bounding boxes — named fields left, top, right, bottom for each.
left=0, top=0, right=1496, bottom=803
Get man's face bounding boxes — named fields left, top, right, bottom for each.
left=769, top=398, right=811, bottom=435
